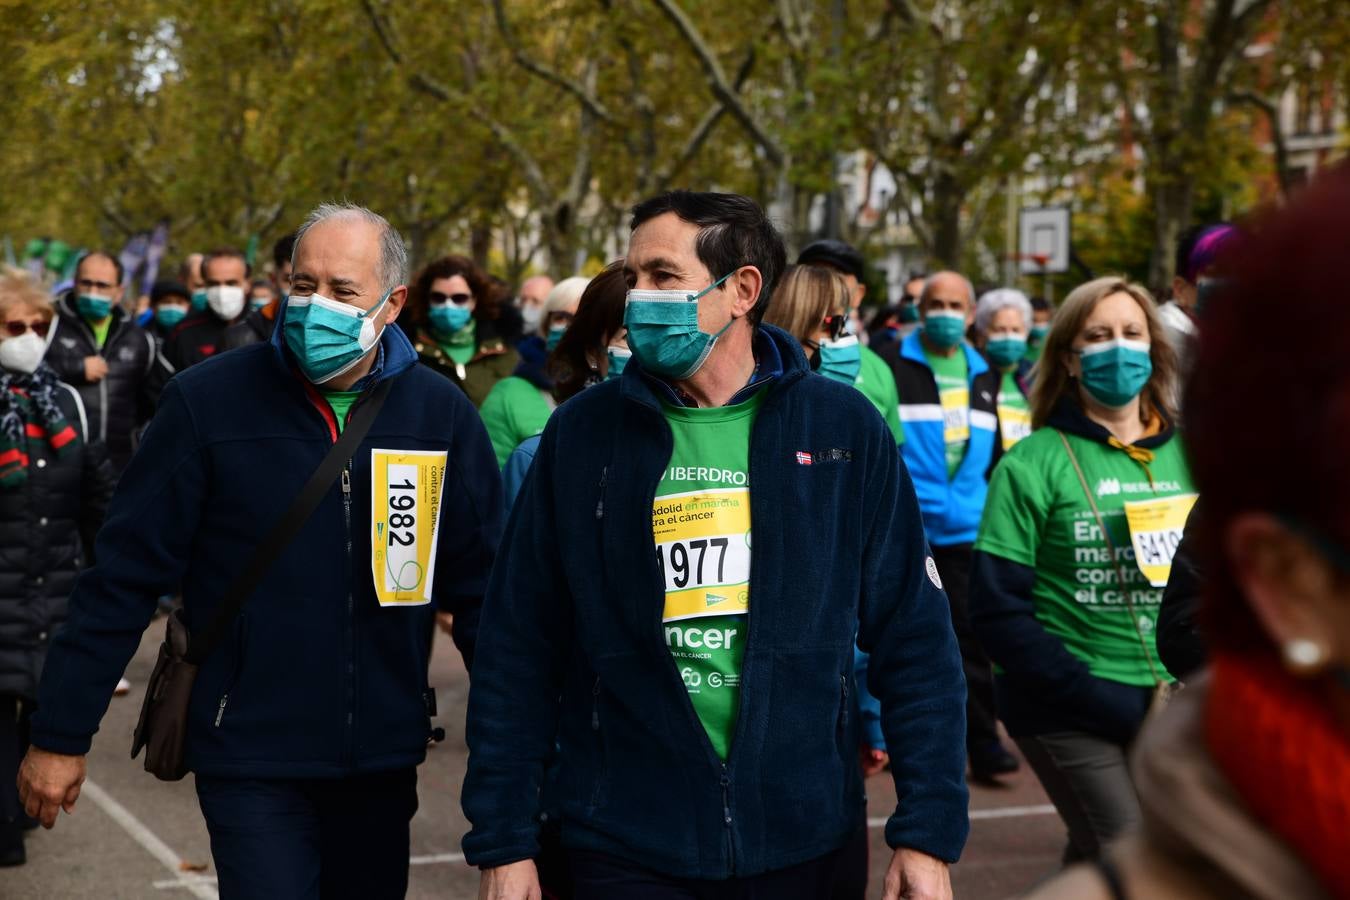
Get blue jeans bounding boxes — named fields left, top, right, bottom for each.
left=194, top=768, right=418, bottom=899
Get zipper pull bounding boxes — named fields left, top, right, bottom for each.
left=215, top=694, right=230, bottom=726
left=595, top=466, right=608, bottom=519
left=591, top=677, right=601, bottom=730
left=341, top=468, right=351, bottom=496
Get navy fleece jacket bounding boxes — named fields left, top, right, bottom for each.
left=31, top=310, right=502, bottom=776
left=461, top=325, right=968, bottom=879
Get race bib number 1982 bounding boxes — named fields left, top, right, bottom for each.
left=370, top=449, right=447, bottom=606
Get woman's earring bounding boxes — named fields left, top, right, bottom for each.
left=1284, top=639, right=1325, bottom=672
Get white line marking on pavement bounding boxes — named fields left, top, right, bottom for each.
left=410, top=851, right=467, bottom=866
left=80, top=779, right=220, bottom=899
left=868, top=803, right=1057, bottom=828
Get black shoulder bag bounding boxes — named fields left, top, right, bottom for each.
left=131, top=380, right=392, bottom=781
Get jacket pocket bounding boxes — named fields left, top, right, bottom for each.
left=588, top=676, right=607, bottom=810
left=213, top=614, right=249, bottom=727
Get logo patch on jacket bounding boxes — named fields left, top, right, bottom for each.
left=801, top=448, right=853, bottom=465
left=926, top=556, right=943, bottom=589
left=795, top=451, right=813, bottom=466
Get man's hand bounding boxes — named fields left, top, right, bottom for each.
left=17, top=747, right=87, bottom=829
left=882, top=847, right=951, bottom=900
left=860, top=746, right=890, bottom=777
left=436, top=612, right=455, bottom=637
left=478, top=859, right=541, bottom=900
left=84, top=356, right=109, bottom=382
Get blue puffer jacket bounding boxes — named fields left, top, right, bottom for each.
left=886, top=331, right=1000, bottom=546
left=461, top=326, right=968, bottom=879
left=31, top=309, right=502, bottom=777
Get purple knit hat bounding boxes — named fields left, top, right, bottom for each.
left=1184, top=224, right=1239, bottom=282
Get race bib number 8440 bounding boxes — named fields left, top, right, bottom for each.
left=370, top=449, right=447, bottom=606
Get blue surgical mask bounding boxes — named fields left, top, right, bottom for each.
left=817, top=335, right=862, bottom=385
left=250, top=297, right=272, bottom=312
left=155, top=306, right=188, bottom=328
left=1078, top=339, right=1152, bottom=408
left=76, top=294, right=114, bottom=321
left=429, top=302, right=471, bottom=335
left=923, top=310, right=966, bottom=349
left=1030, top=322, right=1050, bottom=343
left=606, top=346, right=631, bottom=380
left=899, top=303, right=920, bottom=324
left=985, top=335, right=1028, bottom=368
left=623, top=271, right=738, bottom=379
left=284, top=290, right=391, bottom=384
left=190, top=290, right=209, bottom=312
left=546, top=324, right=567, bottom=353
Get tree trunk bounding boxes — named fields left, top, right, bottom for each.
left=1147, top=167, right=1195, bottom=292
left=470, top=223, right=492, bottom=270
left=930, top=172, right=965, bottom=269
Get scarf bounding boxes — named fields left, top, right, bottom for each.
left=1207, top=652, right=1350, bottom=898
left=435, top=320, right=478, bottom=367
left=0, top=363, right=80, bottom=487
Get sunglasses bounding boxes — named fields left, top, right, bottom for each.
left=822, top=314, right=848, bottom=341
left=429, top=291, right=473, bottom=306
left=3, top=320, right=51, bottom=338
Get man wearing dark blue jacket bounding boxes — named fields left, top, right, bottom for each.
left=463, top=191, right=967, bottom=900
left=18, top=203, right=501, bottom=899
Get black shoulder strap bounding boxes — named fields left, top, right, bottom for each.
left=185, top=378, right=393, bottom=664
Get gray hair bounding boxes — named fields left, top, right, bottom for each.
left=920, top=271, right=976, bottom=309
left=974, top=288, right=1033, bottom=336
left=293, top=202, right=409, bottom=295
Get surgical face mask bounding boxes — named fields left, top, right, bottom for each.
left=155, top=306, right=188, bottom=329
left=428, top=302, right=472, bottom=335
left=0, top=331, right=45, bottom=374
left=899, top=303, right=920, bottom=324
left=284, top=290, right=391, bottom=384
left=250, top=296, right=272, bottom=312
left=76, top=294, right=114, bottom=321
left=923, top=310, right=966, bottom=349
left=1030, top=322, right=1050, bottom=343
left=546, top=324, right=567, bottom=353
left=606, top=346, right=631, bottom=380
left=817, top=335, right=862, bottom=385
left=206, top=285, right=246, bottom=321
left=623, top=271, right=737, bottom=380
left=985, top=334, right=1028, bottom=368
left=519, top=303, right=544, bottom=333
left=190, top=289, right=209, bottom=312
left=1078, top=339, right=1153, bottom=408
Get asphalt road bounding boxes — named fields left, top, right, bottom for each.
left=7, top=619, right=1066, bottom=899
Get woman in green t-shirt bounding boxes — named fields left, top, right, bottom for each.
left=973, top=287, right=1035, bottom=452
left=969, top=276, right=1192, bottom=864
left=406, top=255, right=517, bottom=408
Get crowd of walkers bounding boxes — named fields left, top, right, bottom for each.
left=1, top=164, right=1348, bottom=900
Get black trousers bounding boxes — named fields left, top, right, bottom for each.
left=195, top=768, right=418, bottom=900
left=0, top=695, right=33, bottom=824
left=930, top=543, right=999, bottom=750
left=569, top=825, right=868, bottom=900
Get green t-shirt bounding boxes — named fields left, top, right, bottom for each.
left=923, top=345, right=969, bottom=477
left=323, top=390, right=363, bottom=434
left=974, top=427, right=1196, bottom=686
left=855, top=345, right=904, bottom=445
left=997, top=369, right=1032, bottom=451
left=480, top=375, right=554, bottom=467
left=89, top=316, right=112, bottom=348
left=656, top=391, right=763, bottom=760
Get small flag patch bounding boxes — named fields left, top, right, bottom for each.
left=796, top=451, right=813, bottom=466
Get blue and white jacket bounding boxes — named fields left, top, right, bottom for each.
left=883, top=331, right=1000, bottom=546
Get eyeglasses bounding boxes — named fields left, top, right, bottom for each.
left=77, top=278, right=116, bottom=291
left=429, top=291, right=473, bottom=305
left=548, top=311, right=575, bottom=326
left=3, top=320, right=51, bottom=338
left=822, top=314, right=848, bottom=341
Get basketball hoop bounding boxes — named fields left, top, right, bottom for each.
left=1006, top=252, right=1051, bottom=269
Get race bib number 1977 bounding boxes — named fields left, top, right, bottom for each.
left=370, top=449, right=447, bottom=606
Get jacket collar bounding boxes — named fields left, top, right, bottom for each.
left=271, top=296, right=419, bottom=388
left=624, top=324, right=803, bottom=411
left=900, top=328, right=990, bottom=378
left=1047, top=394, right=1174, bottom=449
left=511, top=335, right=554, bottom=392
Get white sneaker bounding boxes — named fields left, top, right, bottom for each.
left=114, top=677, right=132, bottom=696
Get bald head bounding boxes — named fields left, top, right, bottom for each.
left=921, top=271, right=975, bottom=314
left=518, top=275, right=555, bottom=311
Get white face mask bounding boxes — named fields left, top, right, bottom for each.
left=520, top=303, right=543, bottom=333
left=0, top=331, right=46, bottom=374
left=206, top=285, right=246, bottom=321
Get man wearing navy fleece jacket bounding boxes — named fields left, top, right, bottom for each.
left=18, top=204, right=501, bottom=899
left=463, top=191, right=968, bottom=900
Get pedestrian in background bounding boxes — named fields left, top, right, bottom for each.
left=971, top=276, right=1190, bottom=864
left=0, top=273, right=114, bottom=867
left=479, top=276, right=588, bottom=468
left=224, top=235, right=294, bottom=352
left=974, top=288, right=1035, bottom=452
left=407, top=255, right=517, bottom=407
left=165, top=248, right=250, bottom=369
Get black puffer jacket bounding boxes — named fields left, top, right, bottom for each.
left=0, top=377, right=115, bottom=700
left=46, top=292, right=168, bottom=471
